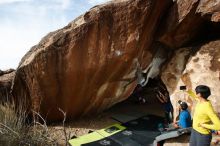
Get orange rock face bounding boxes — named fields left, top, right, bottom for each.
left=11, top=0, right=220, bottom=122
left=12, top=0, right=171, bottom=121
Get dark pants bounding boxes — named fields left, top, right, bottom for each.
left=165, top=111, right=173, bottom=124
left=190, top=129, right=212, bottom=146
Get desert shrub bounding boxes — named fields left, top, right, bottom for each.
left=0, top=101, right=58, bottom=146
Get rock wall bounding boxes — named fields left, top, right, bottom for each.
left=12, top=0, right=172, bottom=121
left=162, top=40, right=220, bottom=121
left=0, top=69, right=15, bottom=102
left=159, top=0, right=220, bottom=120
left=160, top=1, right=220, bottom=145
left=10, top=0, right=220, bottom=123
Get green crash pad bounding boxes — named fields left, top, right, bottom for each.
left=69, top=115, right=165, bottom=146
left=69, top=124, right=126, bottom=146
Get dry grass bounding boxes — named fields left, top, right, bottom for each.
left=0, top=102, right=58, bottom=146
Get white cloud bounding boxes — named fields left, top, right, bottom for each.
left=0, top=0, right=31, bottom=5
left=88, top=0, right=110, bottom=5
left=0, top=27, right=39, bottom=69
left=0, top=0, right=100, bottom=69
left=0, top=19, right=64, bottom=69
left=60, top=0, right=71, bottom=9
left=38, top=0, right=72, bottom=10
left=0, top=1, right=72, bottom=69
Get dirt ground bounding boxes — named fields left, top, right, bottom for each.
left=48, top=97, right=164, bottom=145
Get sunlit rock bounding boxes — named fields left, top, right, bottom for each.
left=12, top=0, right=171, bottom=121
left=162, top=40, right=220, bottom=120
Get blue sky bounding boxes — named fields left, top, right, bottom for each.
left=0, top=0, right=110, bottom=70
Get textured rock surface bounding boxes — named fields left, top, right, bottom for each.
left=196, top=0, right=220, bottom=22
left=0, top=69, right=15, bottom=102
left=157, top=0, right=205, bottom=48
left=159, top=0, right=220, bottom=121
left=158, top=0, right=220, bottom=48
left=12, top=0, right=172, bottom=121
left=11, top=0, right=220, bottom=124
left=162, top=40, right=220, bottom=120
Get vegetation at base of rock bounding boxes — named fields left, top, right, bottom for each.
left=0, top=101, right=58, bottom=146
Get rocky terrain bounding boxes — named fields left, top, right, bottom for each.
left=0, top=69, right=15, bottom=102
left=0, top=0, right=219, bottom=145
left=0, top=0, right=219, bottom=139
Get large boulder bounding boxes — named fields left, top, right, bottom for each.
left=157, top=0, right=220, bottom=48
left=157, top=0, right=205, bottom=48
left=11, top=0, right=220, bottom=124
left=0, top=69, right=15, bottom=102
left=158, top=0, right=220, bottom=120
left=162, top=40, right=220, bottom=120
left=12, top=0, right=172, bottom=121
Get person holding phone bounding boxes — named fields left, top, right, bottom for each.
left=187, top=85, right=220, bottom=146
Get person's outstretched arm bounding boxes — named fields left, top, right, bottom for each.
left=186, top=90, right=198, bottom=101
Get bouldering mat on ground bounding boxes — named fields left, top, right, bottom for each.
left=122, top=114, right=164, bottom=131
left=82, top=137, right=123, bottom=146
left=108, top=115, right=163, bottom=146
left=69, top=115, right=164, bottom=146
left=155, top=127, right=192, bottom=142
left=106, top=129, right=159, bottom=146
left=69, top=131, right=104, bottom=146
left=69, top=124, right=126, bottom=146
left=111, top=114, right=139, bottom=123
left=111, top=111, right=145, bottom=123
left=96, top=123, right=126, bottom=137
left=81, top=130, right=156, bottom=146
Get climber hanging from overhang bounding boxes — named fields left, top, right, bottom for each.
left=136, top=44, right=168, bottom=87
